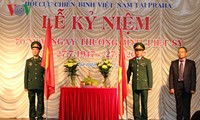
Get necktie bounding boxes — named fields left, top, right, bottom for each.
left=179, top=60, right=184, bottom=81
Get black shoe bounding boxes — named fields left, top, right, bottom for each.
left=37, top=117, right=43, bottom=120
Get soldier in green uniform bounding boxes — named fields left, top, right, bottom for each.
left=24, top=41, right=45, bottom=120
left=127, top=42, right=153, bottom=120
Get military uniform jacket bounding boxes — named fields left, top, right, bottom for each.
left=24, top=57, right=45, bottom=90
left=127, top=57, right=153, bottom=90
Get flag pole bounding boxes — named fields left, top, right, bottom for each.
left=125, top=98, right=128, bottom=120
left=46, top=100, right=48, bottom=120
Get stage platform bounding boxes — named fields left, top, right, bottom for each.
left=0, top=118, right=58, bottom=120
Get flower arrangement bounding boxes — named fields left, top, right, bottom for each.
left=81, top=75, right=99, bottom=87
left=96, top=58, right=112, bottom=87
left=64, top=58, right=78, bottom=86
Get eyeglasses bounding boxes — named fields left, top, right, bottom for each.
left=135, top=49, right=144, bottom=51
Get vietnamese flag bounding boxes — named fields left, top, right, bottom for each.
left=118, top=29, right=128, bottom=117
left=41, top=18, right=55, bottom=100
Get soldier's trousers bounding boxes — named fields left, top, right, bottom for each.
left=28, top=89, right=44, bottom=120
left=133, top=90, right=148, bottom=120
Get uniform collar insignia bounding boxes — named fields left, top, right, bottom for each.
left=141, top=57, right=145, bottom=60
left=31, top=56, right=41, bottom=61
left=133, top=57, right=145, bottom=61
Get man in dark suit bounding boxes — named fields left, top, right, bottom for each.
left=127, top=42, right=153, bottom=120
left=169, top=47, right=196, bottom=120
left=24, top=41, right=45, bottom=120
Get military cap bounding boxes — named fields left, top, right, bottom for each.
left=133, top=42, right=145, bottom=50
left=31, top=41, right=42, bottom=50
